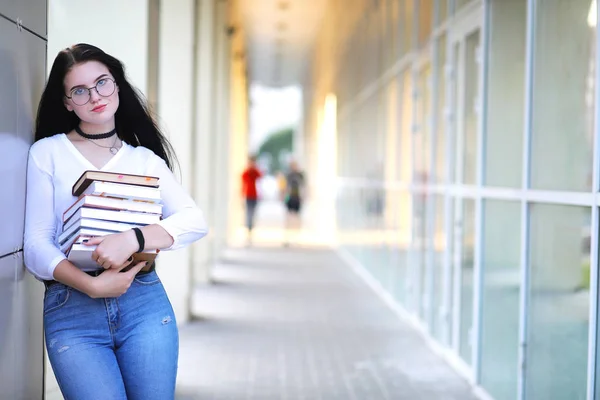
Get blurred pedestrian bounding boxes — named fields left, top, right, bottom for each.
left=241, top=155, right=262, bottom=244
left=283, top=160, right=305, bottom=246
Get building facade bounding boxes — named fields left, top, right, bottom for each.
left=305, top=0, right=599, bottom=399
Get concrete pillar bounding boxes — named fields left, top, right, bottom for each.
left=227, top=1, right=250, bottom=243
left=315, top=94, right=338, bottom=243
left=157, top=0, right=196, bottom=323
left=192, top=0, right=217, bottom=285
left=211, top=0, right=231, bottom=261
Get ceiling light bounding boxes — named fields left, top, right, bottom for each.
left=589, top=0, right=597, bottom=27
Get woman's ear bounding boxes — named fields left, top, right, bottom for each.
left=64, top=98, right=73, bottom=112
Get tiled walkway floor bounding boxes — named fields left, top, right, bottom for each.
left=176, top=246, right=480, bottom=400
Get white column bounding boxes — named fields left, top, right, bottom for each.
left=315, top=94, right=338, bottom=243
left=157, top=0, right=196, bottom=323
left=295, top=96, right=306, bottom=163
left=227, top=14, right=250, bottom=243
left=192, top=0, right=217, bottom=285
left=211, top=0, right=231, bottom=261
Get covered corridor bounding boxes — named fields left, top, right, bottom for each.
left=177, top=245, right=478, bottom=400
left=3, top=0, right=600, bottom=399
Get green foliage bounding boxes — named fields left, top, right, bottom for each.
left=257, top=127, right=293, bottom=173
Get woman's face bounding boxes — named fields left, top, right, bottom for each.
left=63, top=61, right=119, bottom=127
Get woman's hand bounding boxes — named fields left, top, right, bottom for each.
left=84, top=230, right=139, bottom=269
left=88, top=261, right=147, bottom=298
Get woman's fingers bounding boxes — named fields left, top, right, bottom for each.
left=126, top=261, right=148, bottom=277
left=96, top=257, right=112, bottom=269
left=95, top=252, right=134, bottom=270
left=112, top=256, right=135, bottom=272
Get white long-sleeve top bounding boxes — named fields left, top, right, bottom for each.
left=24, top=133, right=208, bottom=281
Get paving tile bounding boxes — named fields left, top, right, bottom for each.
left=176, top=246, right=481, bottom=400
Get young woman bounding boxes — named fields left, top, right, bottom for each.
left=24, top=43, right=208, bottom=400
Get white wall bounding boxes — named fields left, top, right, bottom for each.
left=48, top=0, right=149, bottom=93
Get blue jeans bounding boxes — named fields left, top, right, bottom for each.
left=44, top=270, right=178, bottom=400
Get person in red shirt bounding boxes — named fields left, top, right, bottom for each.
left=241, top=156, right=262, bottom=242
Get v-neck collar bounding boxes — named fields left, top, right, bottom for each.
left=60, top=133, right=127, bottom=171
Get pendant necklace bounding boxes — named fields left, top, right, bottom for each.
left=75, top=126, right=120, bottom=155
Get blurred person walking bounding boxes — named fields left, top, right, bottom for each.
left=241, top=155, right=262, bottom=244
left=283, top=160, right=305, bottom=246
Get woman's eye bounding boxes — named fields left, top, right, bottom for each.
left=73, top=88, right=86, bottom=96
left=97, top=79, right=106, bottom=87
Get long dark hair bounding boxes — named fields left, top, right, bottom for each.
left=35, top=43, right=176, bottom=170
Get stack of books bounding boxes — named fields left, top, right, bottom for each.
left=58, top=170, right=163, bottom=269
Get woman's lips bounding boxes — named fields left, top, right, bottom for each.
left=92, top=105, right=107, bottom=112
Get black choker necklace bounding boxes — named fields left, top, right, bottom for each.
left=75, top=126, right=117, bottom=140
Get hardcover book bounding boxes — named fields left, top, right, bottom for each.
left=63, top=195, right=163, bottom=223
left=72, top=170, right=159, bottom=196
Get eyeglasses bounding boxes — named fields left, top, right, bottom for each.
left=65, top=78, right=117, bottom=106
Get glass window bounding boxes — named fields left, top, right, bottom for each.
left=422, top=194, right=437, bottom=328
left=455, top=0, right=474, bottom=11
left=431, top=194, right=447, bottom=342
left=436, top=0, right=448, bottom=25
left=367, top=10, right=380, bottom=85
left=450, top=41, right=460, bottom=183
left=444, top=196, right=455, bottom=347
left=419, top=0, right=434, bottom=47
left=390, top=0, right=399, bottom=61
left=530, top=0, right=595, bottom=192
left=462, top=30, right=480, bottom=184
left=458, top=198, right=475, bottom=364
left=412, top=63, right=432, bottom=318
left=398, top=69, right=413, bottom=182
left=399, top=0, right=414, bottom=56
left=391, top=189, right=412, bottom=306
left=480, top=200, right=520, bottom=400
left=410, top=191, right=428, bottom=316
left=484, top=0, right=526, bottom=187
left=435, top=34, right=447, bottom=183
left=452, top=30, right=481, bottom=185
left=356, top=18, right=366, bottom=93
left=385, top=80, right=398, bottom=184
left=382, top=0, right=393, bottom=69
left=527, top=204, right=590, bottom=399
left=415, top=64, right=432, bottom=183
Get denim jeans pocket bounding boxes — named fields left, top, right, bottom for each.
left=133, top=270, right=161, bottom=285
left=44, top=284, right=71, bottom=315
